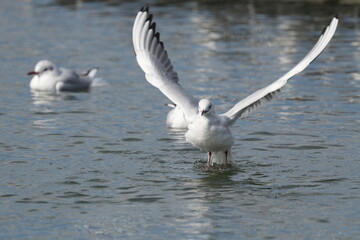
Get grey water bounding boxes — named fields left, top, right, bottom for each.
left=0, top=0, right=359, bottom=239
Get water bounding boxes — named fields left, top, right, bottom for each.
left=0, top=0, right=359, bottom=239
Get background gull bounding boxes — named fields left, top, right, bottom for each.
left=28, top=60, right=99, bottom=92
left=132, top=7, right=338, bottom=165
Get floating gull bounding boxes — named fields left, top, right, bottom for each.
left=132, top=7, right=338, bottom=165
left=28, top=60, right=99, bottom=92
left=165, top=103, right=188, bottom=129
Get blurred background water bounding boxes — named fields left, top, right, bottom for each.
left=0, top=0, right=359, bottom=239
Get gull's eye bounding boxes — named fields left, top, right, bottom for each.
left=43, top=68, right=48, bottom=72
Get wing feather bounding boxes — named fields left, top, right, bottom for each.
left=132, top=7, right=198, bottom=120
left=222, top=16, right=338, bottom=125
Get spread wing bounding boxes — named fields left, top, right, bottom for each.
left=132, top=7, right=198, bottom=121
left=222, top=16, right=338, bottom=125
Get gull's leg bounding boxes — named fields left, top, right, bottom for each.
left=207, top=152, right=212, bottom=165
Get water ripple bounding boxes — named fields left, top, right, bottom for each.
left=268, top=145, right=328, bottom=150
left=58, top=192, right=89, bottom=198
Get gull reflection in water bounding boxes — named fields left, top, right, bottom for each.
left=30, top=91, right=78, bottom=129
left=31, top=90, right=78, bottom=106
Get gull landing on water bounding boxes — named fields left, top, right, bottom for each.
left=132, top=7, right=338, bottom=165
left=28, top=60, right=99, bottom=92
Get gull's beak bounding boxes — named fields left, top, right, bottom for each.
left=27, top=71, right=38, bottom=76
left=201, top=110, right=206, bottom=116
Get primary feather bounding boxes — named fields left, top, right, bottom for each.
left=133, top=7, right=198, bottom=123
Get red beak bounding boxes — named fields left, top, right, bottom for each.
left=27, top=71, right=38, bottom=76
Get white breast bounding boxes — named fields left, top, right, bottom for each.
left=185, top=115, right=234, bottom=152
left=29, top=75, right=58, bottom=92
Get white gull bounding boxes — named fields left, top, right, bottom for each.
left=28, top=60, right=99, bottom=92
left=132, top=7, right=338, bottom=165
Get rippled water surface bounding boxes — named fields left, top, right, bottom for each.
left=1, top=0, right=360, bottom=239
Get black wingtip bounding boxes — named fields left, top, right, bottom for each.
left=154, top=32, right=160, bottom=40
left=146, top=14, right=153, bottom=23
left=150, top=22, right=156, bottom=32
left=321, top=14, right=338, bottom=36
left=140, top=6, right=149, bottom=13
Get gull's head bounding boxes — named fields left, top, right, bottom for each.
left=198, top=99, right=214, bottom=116
left=28, top=60, right=56, bottom=76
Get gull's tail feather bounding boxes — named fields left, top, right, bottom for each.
left=82, top=67, right=99, bottom=79
left=83, top=68, right=106, bottom=87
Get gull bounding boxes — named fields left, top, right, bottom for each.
left=165, top=103, right=188, bottom=128
left=132, top=7, right=338, bottom=165
left=28, top=60, right=99, bottom=92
